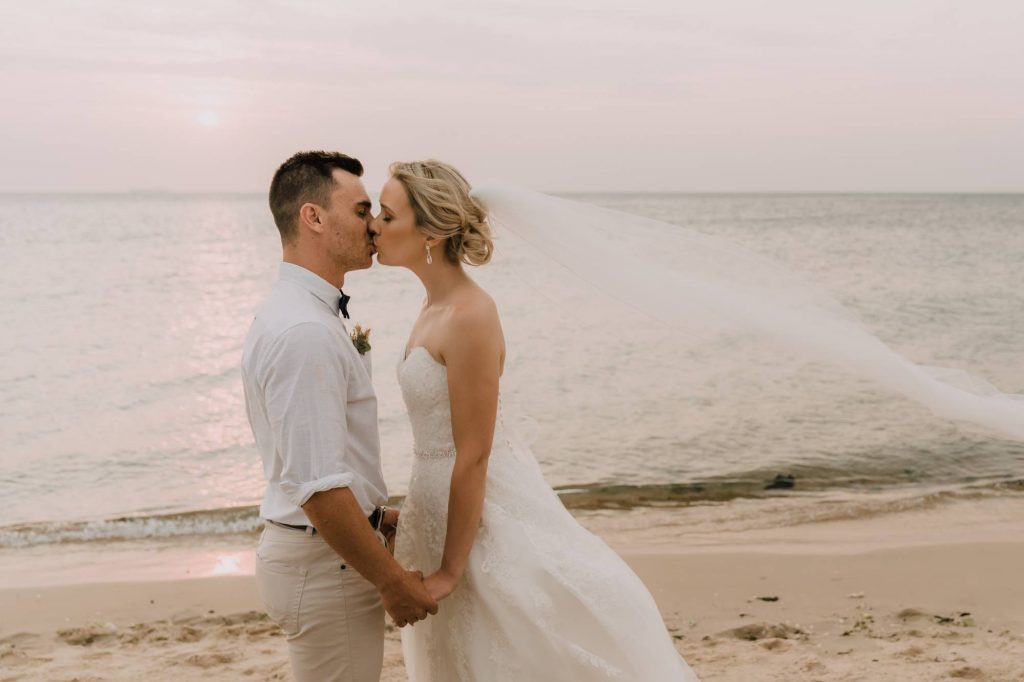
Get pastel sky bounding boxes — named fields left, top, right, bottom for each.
left=2, top=1, right=1022, bottom=192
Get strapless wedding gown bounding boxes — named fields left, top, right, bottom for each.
left=394, top=347, right=699, bottom=681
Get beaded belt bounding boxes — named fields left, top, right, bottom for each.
left=414, top=446, right=458, bottom=460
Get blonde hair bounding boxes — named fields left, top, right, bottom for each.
left=389, top=160, right=493, bottom=266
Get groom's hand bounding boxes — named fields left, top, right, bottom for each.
left=301, top=488, right=435, bottom=626
left=381, top=569, right=438, bottom=627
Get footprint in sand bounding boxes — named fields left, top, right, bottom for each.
left=719, top=622, right=806, bottom=642
left=758, top=637, right=789, bottom=652
left=0, top=632, right=40, bottom=647
left=896, top=608, right=931, bottom=622
left=57, top=625, right=119, bottom=646
left=174, top=625, right=205, bottom=643
left=183, top=650, right=238, bottom=667
left=799, top=658, right=827, bottom=673
left=895, top=644, right=928, bottom=659
left=1, top=643, right=52, bottom=667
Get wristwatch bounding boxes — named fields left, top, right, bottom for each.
left=369, top=505, right=387, bottom=531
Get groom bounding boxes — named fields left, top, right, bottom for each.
left=242, top=151, right=437, bottom=682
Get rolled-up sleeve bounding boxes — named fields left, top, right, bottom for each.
left=261, top=322, right=355, bottom=507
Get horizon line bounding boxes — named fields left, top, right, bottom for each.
left=1, top=189, right=1022, bottom=197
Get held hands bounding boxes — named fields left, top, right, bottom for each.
left=423, top=569, right=459, bottom=602
left=380, top=569, right=438, bottom=628
left=375, top=506, right=456, bottom=625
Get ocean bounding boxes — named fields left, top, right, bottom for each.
left=2, top=192, right=1022, bottom=554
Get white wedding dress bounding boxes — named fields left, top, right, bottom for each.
left=394, top=346, right=700, bottom=681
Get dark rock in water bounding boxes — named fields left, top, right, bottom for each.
left=765, top=474, right=795, bottom=490
left=756, top=596, right=780, bottom=602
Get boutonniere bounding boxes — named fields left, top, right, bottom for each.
left=350, top=324, right=372, bottom=355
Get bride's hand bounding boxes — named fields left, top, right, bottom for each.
left=422, top=570, right=459, bottom=602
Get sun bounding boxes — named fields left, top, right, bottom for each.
left=197, top=111, right=220, bottom=128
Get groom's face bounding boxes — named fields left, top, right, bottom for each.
left=319, top=169, right=375, bottom=271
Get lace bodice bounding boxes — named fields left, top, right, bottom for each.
left=397, top=347, right=458, bottom=457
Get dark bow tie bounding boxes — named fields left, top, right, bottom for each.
left=338, top=290, right=351, bottom=319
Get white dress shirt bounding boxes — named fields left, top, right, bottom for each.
left=242, top=262, right=386, bottom=526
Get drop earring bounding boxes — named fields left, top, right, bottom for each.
left=425, top=242, right=433, bottom=265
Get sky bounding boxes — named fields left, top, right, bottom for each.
left=1, top=0, right=1022, bottom=193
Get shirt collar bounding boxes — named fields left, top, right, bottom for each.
left=279, top=262, right=342, bottom=315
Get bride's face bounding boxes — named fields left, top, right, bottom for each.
left=371, top=177, right=429, bottom=268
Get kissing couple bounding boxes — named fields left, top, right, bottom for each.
left=242, top=151, right=699, bottom=681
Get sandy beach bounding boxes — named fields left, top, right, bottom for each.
left=3, top=499, right=1023, bottom=682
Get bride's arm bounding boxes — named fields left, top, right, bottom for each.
left=425, top=302, right=503, bottom=600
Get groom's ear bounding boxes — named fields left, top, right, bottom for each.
left=299, top=202, right=326, bottom=235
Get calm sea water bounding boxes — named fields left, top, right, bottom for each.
left=2, top=193, right=1022, bottom=545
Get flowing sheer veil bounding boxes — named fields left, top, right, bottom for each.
left=470, top=185, right=1024, bottom=443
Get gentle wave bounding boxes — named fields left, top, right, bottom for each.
left=0, top=506, right=264, bottom=549
left=3, top=478, right=1020, bottom=549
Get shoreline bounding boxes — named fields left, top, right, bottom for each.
left=2, top=489, right=1024, bottom=591
left=4, top=471, right=1020, bottom=531
left=3, top=477, right=1021, bottom=553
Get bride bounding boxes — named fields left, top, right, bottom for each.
left=370, top=160, right=699, bottom=681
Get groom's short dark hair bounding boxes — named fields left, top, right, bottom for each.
left=269, top=151, right=364, bottom=243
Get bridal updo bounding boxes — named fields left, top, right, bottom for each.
left=389, top=160, right=494, bottom=266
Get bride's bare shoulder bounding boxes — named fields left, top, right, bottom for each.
left=448, top=287, right=500, bottom=332
left=441, top=286, right=505, bottom=362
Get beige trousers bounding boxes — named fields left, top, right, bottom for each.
left=255, top=522, right=385, bottom=682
